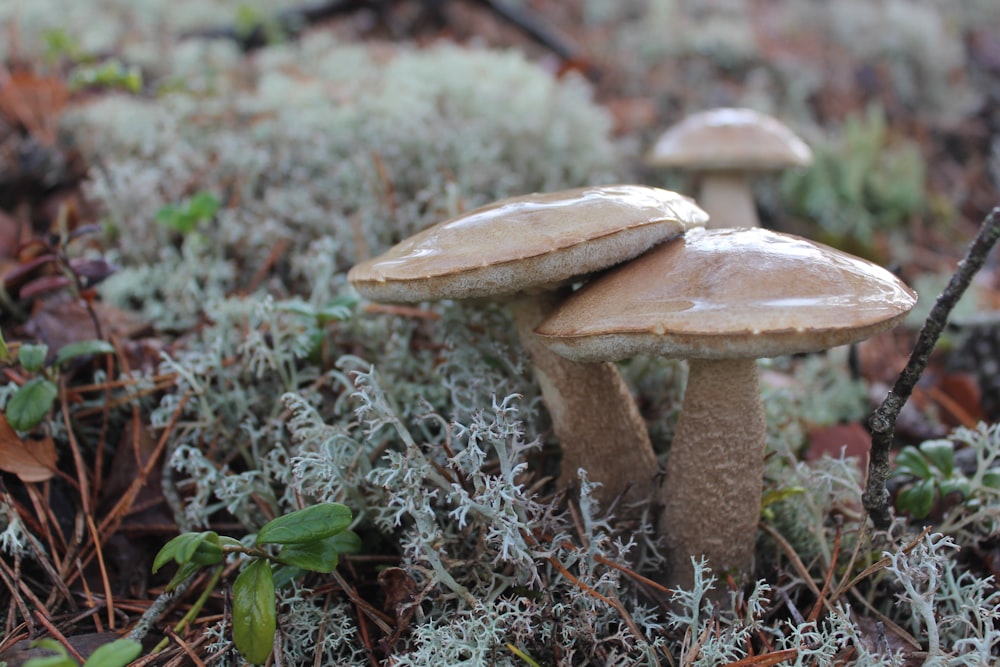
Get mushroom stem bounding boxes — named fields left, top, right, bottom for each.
left=698, top=171, right=759, bottom=228
left=509, top=292, right=658, bottom=508
left=659, top=357, right=765, bottom=589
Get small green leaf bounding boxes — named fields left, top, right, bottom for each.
left=316, top=295, right=359, bottom=323
left=278, top=537, right=340, bottom=573
left=891, top=446, right=932, bottom=480
left=153, top=532, right=219, bottom=572
left=23, top=639, right=75, bottom=667
left=275, top=529, right=361, bottom=574
left=153, top=533, right=189, bottom=573
left=190, top=537, right=225, bottom=566
left=6, top=378, right=58, bottom=431
left=0, top=328, right=10, bottom=363
left=186, top=192, right=221, bottom=219
left=177, top=531, right=218, bottom=565
left=83, top=638, right=143, bottom=667
left=55, top=340, right=115, bottom=365
left=938, top=478, right=971, bottom=499
left=919, top=439, right=955, bottom=477
left=155, top=192, right=219, bottom=234
left=760, top=486, right=805, bottom=509
left=219, top=535, right=244, bottom=549
left=896, top=478, right=936, bottom=518
left=165, top=560, right=202, bottom=591
left=330, top=528, right=362, bottom=555
left=18, top=344, right=48, bottom=372
left=982, top=470, right=1000, bottom=488
left=271, top=563, right=306, bottom=589
left=233, top=559, right=276, bottom=665
left=256, top=503, right=352, bottom=545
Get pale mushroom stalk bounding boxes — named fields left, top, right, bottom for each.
left=509, top=292, right=657, bottom=503
left=660, top=358, right=765, bottom=587
left=697, top=171, right=760, bottom=229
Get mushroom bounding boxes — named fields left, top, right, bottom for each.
left=535, top=227, right=917, bottom=587
left=347, top=185, right=708, bottom=507
left=646, top=107, right=812, bottom=229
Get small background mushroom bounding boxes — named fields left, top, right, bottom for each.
left=646, top=107, right=813, bottom=228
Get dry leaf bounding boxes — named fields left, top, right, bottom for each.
left=0, top=411, right=56, bottom=482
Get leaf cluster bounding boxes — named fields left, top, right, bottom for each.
left=23, top=637, right=142, bottom=667
left=152, top=503, right=361, bottom=664
left=892, top=425, right=1000, bottom=528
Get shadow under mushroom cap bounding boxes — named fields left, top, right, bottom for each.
left=535, top=227, right=918, bottom=361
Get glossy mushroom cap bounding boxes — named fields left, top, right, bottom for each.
left=536, top=227, right=917, bottom=360
left=645, top=107, right=812, bottom=171
left=347, top=185, right=708, bottom=302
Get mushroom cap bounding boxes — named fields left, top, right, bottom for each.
left=347, top=185, right=708, bottom=302
left=535, top=227, right=917, bottom=361
left=646, top=107, right=813, bottom=171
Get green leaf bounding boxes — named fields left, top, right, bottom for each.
left=153, top=532, right=221, bottom=573
left=760, top=486, right=805, bottom=509
left=891, top=446, right=932, bottom=480
left=271, top=563, right=306, bottom=589
left=186, top=192, right=221, bottom=219
left=55, top=340, right=115, bottom=365
left=18, top=344, right=48, bottom=372
left=190, top=537, right=224, bottom=566
left=155, top=192, right=220, bottom=234
left=23, top=639, right=75, bottom=667
left=316, top=295, right=359, bottom=323
left=233, top=559, right=276, bottom=665
left=153, top=534, right=189, bottom=573
left=330, top=528, right=362, bottom=555
left=0, top=328, right=10, bottom=363
left=919, top=439, right=955, bottom=477
left=165, top=560, right=202, bottom=592
left=256, top=503, right=352, bottom=545
left=938, top=478, right=971, bottom=499
left=177, top=531, right=218, bottom=564
left=277, top=538, right=340, bottom=573
left=982, top=470, right=1000, bottom=489
left=69, top=60, right=142, bottom=94
left=275, top=529, right=362, bottom=574
left=6, top=378, right=58, bottom=431
left=83, top=638, right=143, bottom=667
left=219, top=535, right=244, bottom=549
left=896, top=478, right=936, bottom=518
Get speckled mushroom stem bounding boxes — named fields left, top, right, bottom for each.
left=509, top=292, right=659, bottom=509
left=659, top=357, right=766, bottom=590
left=698, top=172, right=759, bottom=229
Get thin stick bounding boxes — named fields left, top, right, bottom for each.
left=33, top=611, right=87, bottom=664
left=863, top=207, right=1000, bottom=528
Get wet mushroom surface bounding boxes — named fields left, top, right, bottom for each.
left=536, top=227, right=918, bottom=587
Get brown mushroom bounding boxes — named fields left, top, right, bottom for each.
left=535, top=227, right=916, bottom=587
left=646, top=107, right=812, bottom=228
left=348, top=185, right=708, bottom=507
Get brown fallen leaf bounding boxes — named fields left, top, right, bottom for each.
left=805, top=421, right=872, bottom=465
left=23, top=296, right=149, bottom=354
left=0, top=411, right=56, bottom=482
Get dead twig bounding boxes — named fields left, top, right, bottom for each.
left=864, top=207, right=1000, bottom=528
